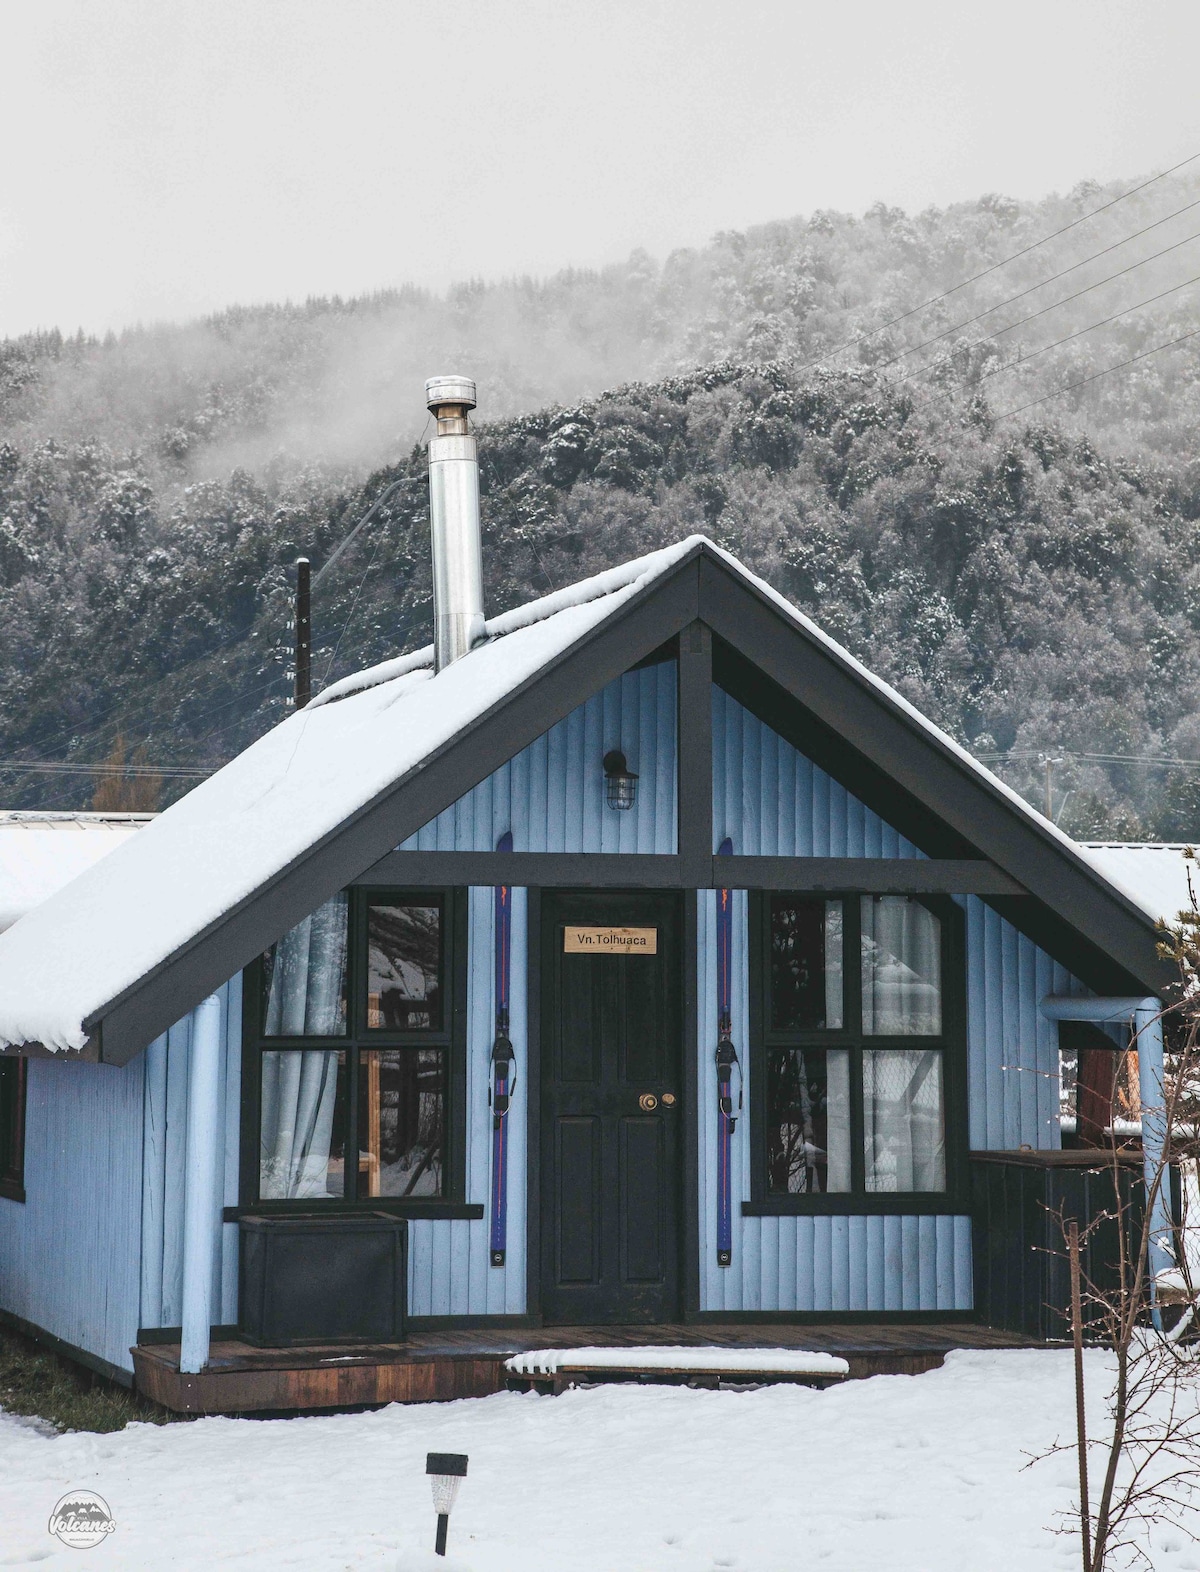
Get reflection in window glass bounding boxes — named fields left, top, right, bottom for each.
left=863, top=1049, right=945, bottom=1191
left=359, top=1050, right=444, bottom=1197
left=861, top=897, right=941, bottom=1036
left=769, top=897, right=843, bottom=1031
left=766, top=1047, right=851, bottom=1193
left=368, top=904, right=443, bottom=1030
left=259, top=1050, right=347, bottom=1199
left=262, top=894, right=349, bottom=1036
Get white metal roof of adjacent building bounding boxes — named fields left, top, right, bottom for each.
left=1077, top=843, right=1197, bottom=928
left=0, top=813, right=151, bottom=935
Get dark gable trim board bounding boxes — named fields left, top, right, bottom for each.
left=63, top=541, right=1167, bottom=1067
left=696, top=555, right=1170, bottom=996
left=90, top=560, right=704, bottom=1064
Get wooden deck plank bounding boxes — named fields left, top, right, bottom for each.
left=132, top=1321, right=1042, bottom=1414
left=137, top=1319, right=1040, bottom=1370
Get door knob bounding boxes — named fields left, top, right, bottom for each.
left=638, top=1092, right=658, bottom=1111
left=661, top=1092, right=677, bottom=1107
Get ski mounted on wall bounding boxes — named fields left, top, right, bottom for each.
left=715, top=836, right=740, bottom=1267
left=489, top=831, right=515, bottom=1267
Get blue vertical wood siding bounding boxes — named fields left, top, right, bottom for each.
left=0, top=1057, right=145, bottom=1373
left=407, top=886, right=527, bottom=1316
left=713, top=687, right=923, bottom=857
left=402, top=662, right=677, bottom=853
left=961, top=895, right=1085, bottom=1150
left=140, top=977, right=243, bottom=1331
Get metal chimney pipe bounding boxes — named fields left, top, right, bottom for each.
left=426, top=375, right=485, bottom=671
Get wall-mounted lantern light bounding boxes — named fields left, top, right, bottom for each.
left=603, top=750, right=638, bottom=811
left=426, top=1452, right=469, bottom=1557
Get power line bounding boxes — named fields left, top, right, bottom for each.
left=980, top=750, right=1200, bottom=771
left=800, top=150, right=1200, bottom=370
left=0, top=760, right=212, bottom=778
left=882, top=225, right=1200, bottom=376
left=969, top=272, right=1200, bottom=383
left=994, top=324, right=1200, bottom=419
left=310, top=478, right=406, bottom=589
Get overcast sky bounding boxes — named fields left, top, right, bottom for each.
left=1, top=0, right=1197, bottom=338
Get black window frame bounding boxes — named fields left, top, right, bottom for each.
left=0, top=1057, right=27, bottom=1204
left=239, top=886, right=472, bottom=1217
left=745, top=891, right=968, bottom=1216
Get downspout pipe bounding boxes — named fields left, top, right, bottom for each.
left=180, top=993, right=223, bottom=1375
left=1041, top=994, right=1172, bottom=1322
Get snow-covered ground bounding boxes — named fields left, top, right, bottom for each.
left=1, top=1349, right=1198, bottom=1570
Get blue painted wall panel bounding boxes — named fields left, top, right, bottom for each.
left=0, top=1056, right=145, bottom=1373
left=407, top=885, right=528, bottom=1317
left=402, top=662, right=677, bottom=854
left=140, top=976, right=243, bottom=1331
left=959, top=896, right=1085, bottom=1150
left=712, top=688, right=923, bottom=858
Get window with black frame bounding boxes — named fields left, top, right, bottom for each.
left=248, top=888, right=463, bottom=1209
left=0, top=1058, right=26, bottom=1202
left=753, top=893, right=958, bottom=1208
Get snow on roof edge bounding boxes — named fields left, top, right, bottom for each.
left=311, top=536, right=708, bottom=709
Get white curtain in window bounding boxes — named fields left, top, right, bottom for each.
left=824, top=1048, right=852, bottom=1193
left=263, top=894, right=348, bottom=1036
left=863, top=1049, right=946, bottom=1192
left=260, top=895, right=348, bottom=1200
left=861, top=896, right=941, bottom=1036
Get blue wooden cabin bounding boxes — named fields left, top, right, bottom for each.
left=0, top=383, right=1176, bottom=1411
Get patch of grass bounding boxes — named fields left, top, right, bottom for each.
left=0, top=1328, right=189, bottom=1434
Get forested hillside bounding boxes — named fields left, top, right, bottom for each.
left=5, top=169, right=1200, bottom=473
left=4, top=358, right=1200, bottom=836
left=3, top=172, right=1200, bottom=833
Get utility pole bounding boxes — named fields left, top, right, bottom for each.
left=294, top=557, right=311, bottom=710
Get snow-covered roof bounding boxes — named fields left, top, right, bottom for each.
left=1077, top=843, right=1197, bottom=927
left=0, top=539, right=701, bottom=1051
left=0, top=534, right=1169, bottom=1054
left=0, top=813, right=150, bottom=934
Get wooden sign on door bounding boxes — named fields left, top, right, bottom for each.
left=563, top=926, right=658, bottom=955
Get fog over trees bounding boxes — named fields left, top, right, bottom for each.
left=2, top=174, right=1200, bottom=833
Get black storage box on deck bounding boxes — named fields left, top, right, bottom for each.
left=970, top=1150, right=1147, bottom=1341
left=238, top=1212, right=408, bottom=1347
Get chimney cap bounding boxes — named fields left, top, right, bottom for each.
left=425, top=375, right=477, bottom=412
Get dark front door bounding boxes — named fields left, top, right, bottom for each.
left=541, top=891, right=683, bottom=1325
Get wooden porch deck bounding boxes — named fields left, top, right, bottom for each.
left=133, top=1320, right=1043, bottom=1414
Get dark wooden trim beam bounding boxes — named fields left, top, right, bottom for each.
left=722, top=857, right=1022, bottom=894
left=357, top=852, right=687, bottom=888
left=223, top=1203, right=485, bottom=1222
left=354, top=850, right=1019, bottom=893
left=677, top=620, right=713, bottom=886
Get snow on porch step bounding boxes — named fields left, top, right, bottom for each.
left=504, top=1345, right=849, bottom=1385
